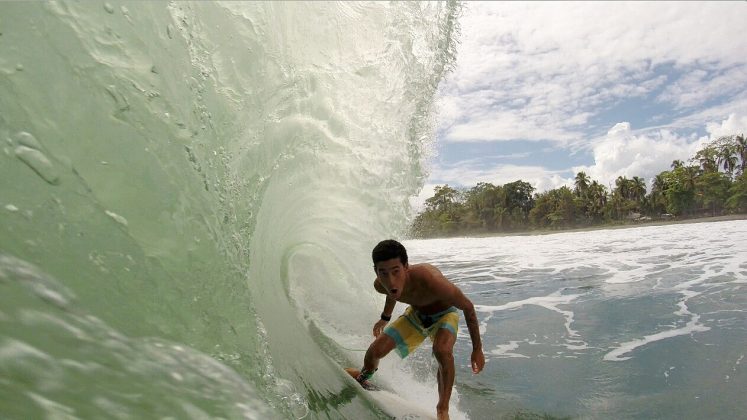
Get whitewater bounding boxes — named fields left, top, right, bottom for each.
left=2, top=2, right=746, bottom=420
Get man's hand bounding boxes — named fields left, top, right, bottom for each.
left=471, top=348, right=485, bottom=374
left=372, top=319, right=388, bottom=337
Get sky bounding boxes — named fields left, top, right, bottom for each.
left=413, top=1, right=747, bottom=209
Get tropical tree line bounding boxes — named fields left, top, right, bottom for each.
left=411, top=134, right=747, bottom=237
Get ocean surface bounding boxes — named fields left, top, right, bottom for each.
left=405, top=220, right=747, bottom=419
left=1, top=2, right=746, bottom=420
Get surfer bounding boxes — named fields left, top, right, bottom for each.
left=348, top=239, right=485, bottom=420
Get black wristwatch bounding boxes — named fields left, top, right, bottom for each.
left=380, top=313, right=391, bottom=321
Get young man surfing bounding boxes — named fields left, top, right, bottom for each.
left=346, top=239, right=485, bottom=420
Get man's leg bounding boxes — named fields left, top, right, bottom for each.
left=346, top=334, right=396, bottom=389
left=432, top=328, right=456, bottom=420
left=363, top=332, right=396, bottom=373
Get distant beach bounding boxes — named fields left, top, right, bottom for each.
left=417, top=214, right=747, bottom=239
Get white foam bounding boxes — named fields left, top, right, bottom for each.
left=490, top=340, right=530, bottom=358
left=476, top=291, right=582, bottom=339
left=604, top=314, right=710, bottom=361
left=371, top=356, right=469, bottom=420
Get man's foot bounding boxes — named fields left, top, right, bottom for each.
left=344, top=368, right=379, bottom=391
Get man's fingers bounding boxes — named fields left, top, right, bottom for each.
left=471, top=357, right=485, bottom=373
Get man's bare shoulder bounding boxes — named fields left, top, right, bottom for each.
left=409, top=263, right=449, bottom=283
left=409, top=262, right=438, bottom=272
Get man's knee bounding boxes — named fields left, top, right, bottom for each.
left=432, top=343, right=454, bottom=364
left=369, top=334, right=395, bottom=359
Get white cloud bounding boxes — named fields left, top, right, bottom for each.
left=426, top=162, right=571, bottom=196
left=658, top=96, right=747, bottom=132
left=447, top=111, right=580, bottom=142
left=658, top=66, right=747, bottom=110
left=573, top=122, right=699, bottom=188
left=705, top=113, right=747, bottom=138
left=410, top=183, right=439, bottom=212
left=438, top=2, right=747, bottom=144
left=574, top=114, right=747, bottom=189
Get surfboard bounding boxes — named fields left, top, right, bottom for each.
left=344, top=368, right=437, bottom=420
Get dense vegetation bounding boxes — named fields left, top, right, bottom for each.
left=411, top=134, right=747, bottom=237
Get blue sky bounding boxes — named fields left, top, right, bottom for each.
left=414, top=2, right=747, bottom=208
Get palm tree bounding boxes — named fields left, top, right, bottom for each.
left=736, top=134, right=747, bottom=175
left=631, top=176, right=646, bottom=203
left=717, top=143, right=738, bottom=178
left=425, top=185, right=460, bottom=212
left=671, top=160, right=684, bottom=169
left=652, top=173, right=668, bottom=193
left=587, top=181, right=607, bottom=221
left=574, top=171, right=591, bottom=197
left=615, top=176, right=632, bottom=200
left=694, top=147, right=718, bottom=173
left=650, top=173, right=669, bottom=214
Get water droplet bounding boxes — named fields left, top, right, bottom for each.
left=150, top=65, right=158, bottom=74
left=4, top=204, right=19, bottom=212
left=14, top=131, right=41, bottom=150
left=15, top=64, right=23, bottom=72
left=166, top=24, right=174, bottom=39
left=104, top=210, right=128, bottom=227
left=104, top=3, right=114, bottom=14
left=14, top=146, right=60, bottom=185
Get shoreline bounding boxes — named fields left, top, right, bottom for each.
left=412, top=214, right=747, bottom=240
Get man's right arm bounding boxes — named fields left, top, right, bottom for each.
left=381, top=295, right=396, bottom=319
left=372, top=279, right=396, bottom=337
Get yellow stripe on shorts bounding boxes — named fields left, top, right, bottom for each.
left=383, top=306, right=459, bottom=358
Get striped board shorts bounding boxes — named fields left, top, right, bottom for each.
left=383, top=306, right=459, bottom=358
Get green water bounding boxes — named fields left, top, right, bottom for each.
left=0, top=2, right=459, bottom=418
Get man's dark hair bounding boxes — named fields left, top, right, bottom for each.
left=372, top=239, right=408, bottom=265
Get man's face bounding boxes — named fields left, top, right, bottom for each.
left=374, top=258, right=408, bottom=300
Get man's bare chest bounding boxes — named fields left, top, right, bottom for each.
left=397, top=282, right=448, bottom=314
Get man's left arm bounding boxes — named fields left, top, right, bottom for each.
left=452, top=287, right=485, bottom=374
